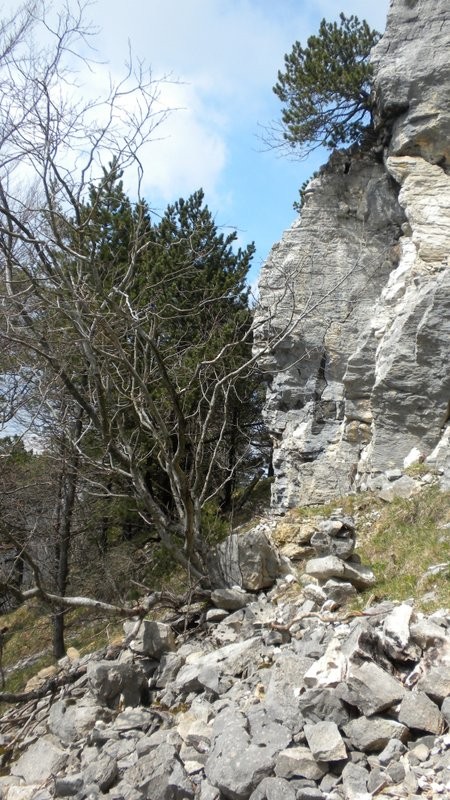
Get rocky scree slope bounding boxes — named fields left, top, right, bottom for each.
left=2, top=510, right=450, bottom=800
left=253, top=0, right=450, bottom=510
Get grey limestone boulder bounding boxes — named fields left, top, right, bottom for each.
left=153, top=652, right=185, bottom=689
left=54, top=773, right=84, bottom=797
left=264, top=653, right=314, bottom=732
left=87, top=661, right=148, bottom=708
left=304, top=556, right=375, bottom=590
left=303, top=721, right=346, bottom=762
left=417, top=665, right=450, bottom=703
left=346, top=661, right=405, bottom=716
left=380, top=603, right=416, bottom=661
left=123, top=619, right=176, bottom=658
left=209, top=528, right=284, bottom=590
left=341, top=762, right=370, bottom=800
left=211, top=588, right=253, bottom=610
left=205, top=708, right=282, bottom=800
left=398, top=691, right=445, bottom=735
left=410, top=618, right=448, bottom=649
left=125, top=742, right=180, bottom=800
left=10, top=737, right=68, bottom=784
left=344, top=716, right=409, bottom=752
left=297, top=688, right=350, bottom=728
left=322, top=579, right=357, bottom=608
left=249, top=777, right=296, bottom=800
left=83, top=752, right=118, bottom=793
left=310, top=518, right=355, bottom=559
left=274, top=747, right=327, bottom=781
left=174, top=638, right=265, bottom=696
left=48, top=698, right=107, bottom=744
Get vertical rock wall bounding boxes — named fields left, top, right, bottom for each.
left=255, top=0, right=450, bottom=508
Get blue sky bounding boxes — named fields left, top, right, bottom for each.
left=83, top=0, right=391, bottom=286
left=5, top=0, right=390, bottom=284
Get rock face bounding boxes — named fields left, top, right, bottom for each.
left=370, top=0, right=450, bottom=165
left=254, top=0, right=450, bottom=509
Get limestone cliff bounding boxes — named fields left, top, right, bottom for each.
left=255, top=0, right=450, bottom=508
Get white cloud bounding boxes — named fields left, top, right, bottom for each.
left=0, top=0, right=392, bottom=247
left=85, top=0, right=389, bottom=207
left=138, top=81, right=228, bottom=205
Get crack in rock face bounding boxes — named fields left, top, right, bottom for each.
left=253, top=0, right=450, bottom=511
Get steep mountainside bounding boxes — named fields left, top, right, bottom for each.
left=254, top=0, right=450, bottom=509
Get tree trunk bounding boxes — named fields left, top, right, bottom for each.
left=51, top=410, right=83, bottom=659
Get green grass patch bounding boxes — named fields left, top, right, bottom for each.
left=355, top=487, right=450, bottom=610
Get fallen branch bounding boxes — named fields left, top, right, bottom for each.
left=269, top=607, right=386, bottom=632
left=0, top=664, right=87, bottom=705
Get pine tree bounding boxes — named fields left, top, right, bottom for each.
left=273, top=13, right=381, bottom=156
left=68, top=178, right=265, bottom=549
left=137, top=190, right=262, bottom=516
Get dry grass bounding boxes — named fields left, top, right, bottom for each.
left=0, top=602, right=123, bottom=710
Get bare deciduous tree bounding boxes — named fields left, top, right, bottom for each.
left=0, top=1, right=306, bottom=595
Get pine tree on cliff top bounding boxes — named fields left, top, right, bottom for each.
left=273, top=13, right=381, bottom=158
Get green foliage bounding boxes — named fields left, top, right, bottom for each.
left=273, top=13, right=381, bottom=156
left=59, top=171, right=268, bottom=567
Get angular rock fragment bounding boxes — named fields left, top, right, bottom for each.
left=304, top=721, right=346, bottom=761
left=347, top=661, right=405, bottom=715
left=274, top=747, right=327, bottom=781
left=378, top=738, right=407, bottom=765
left=125, top=742, right=179, bottom=799
left=48, top=698, right=106, bottom=744
left=205, top=709, right=281, bottom=800
left=341, top=560, right=376, bottom=590
left=417, top=665, right=450, bottom=702
left=305, top=556, right=375, bottom=589
left=211, top=588, right=253, bottom=610
left=341, top=762, right=370, bottom=800
left=10, top=737, right=68, bottom=784
left=54, top=773, right=84, bottom=797
left=88, top=661, right=149, bottom=709
left=298, top=688, right=350, bottom=727
left=112, top=707, right=156, bottom=732
left=206, top=608, right=229, bottom=623
left=123, top=619, right=176, bottom=658
left=305, top=556, right=346, bottom=582
left=264, top=654, right=314, bottom=732
left=310, top=518, right=355, bottom=559
left=322, top=579, right=357, bottom=608
left=246, top=706, right=292, bottom=751
left=83, top=752, right=118, bottom=793
left=410, top=618, right=448, bottom=649
left=303, top=638, right=348, bottom=688
left=344, top=716, right=409, bottom=752
left=398, top=691, right=445, bottom=734
left=209, top=529, right=283, bottom=590
left=249, top=776, right=296, bottom=800
left=378, top=476, right=419, bottom=503
left=175, top=637, right=264, bottom=695
left=382, top=603, right=421, bottom=660
left=152, top=652, right=185, bottom=689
